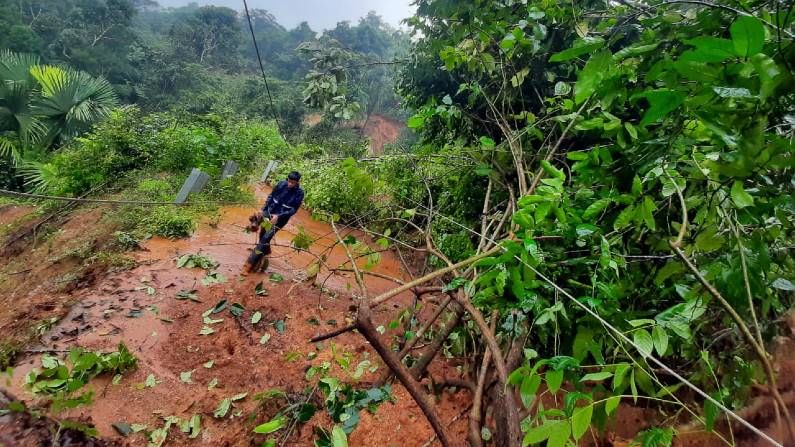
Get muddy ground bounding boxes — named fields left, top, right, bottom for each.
left=1, top=188, right=794, bottom=447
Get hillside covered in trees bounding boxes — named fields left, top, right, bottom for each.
left=0, top=0, right=794, bottom=447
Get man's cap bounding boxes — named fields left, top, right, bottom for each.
left=288, top=171, right=301, bottom=181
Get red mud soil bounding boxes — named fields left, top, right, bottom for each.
left=2, top=186, right=468, bottom=446
left=2, top=187, right=795, bottom=446
left=304, top=113, right=405, bottom=155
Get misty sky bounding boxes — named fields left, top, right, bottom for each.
left=155, top=0, right=415, bottom=30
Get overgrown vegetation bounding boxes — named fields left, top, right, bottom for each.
left=1, top=0, right=793, bottom=446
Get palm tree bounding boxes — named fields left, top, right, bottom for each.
left=0, top=50, right=46, bottom=164
left=0, top=50, right=119, bottom=190
left=30, top=65, right=119, bottom=146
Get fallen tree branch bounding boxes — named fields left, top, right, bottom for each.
left=357, top=304, right=451, bottom=446
left=370, top=245, right=502, bottom=307
left=310, top=324, right=357, bottom=343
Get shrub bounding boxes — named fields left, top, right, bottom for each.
left=142, top=206, right=196, bottom=239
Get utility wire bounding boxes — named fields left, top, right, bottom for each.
left=402, top=195, right=783, bottom=447
left=242, top=0, right=285, bottom=139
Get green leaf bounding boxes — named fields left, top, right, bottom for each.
left=253, top=416, right=286, bottom=434
left=188, top=415, right=201, bottom=438
left=704, top=398, right=719, bottom=432
left=571, top=404, right=593, bottom=440
left=683, top=37, right=735, bottom=63
left=213, top=398, right=231, bottom=418
left=549, top=38, right=604, bottom=62
left=575, top=50, right=612, bottom=104
left=731, top=181, right=754, bottom=208
left=633, top=329, right=654, bottom=358
left=695, top=228, right=725, bottom=253
left=652, top=326, right=669, bottom=356
left=613, top=363, right=630, bottom=391
left=605, top=396, right=620, bottom=416
left=613, top=205, right=636, bottom=230
left=522, top=422, right=552, bottom=445
left=548, top=419, right=571, bottom=447
left=580, top=372, right=613, bottom=382
left=546, top=369, right=564, bottom=393
left=582, top=198, right=612, bottom=220
left=479, top=136, right=496, bottom=148
left=731, top=16, right=765, bottom=58
left=180, top=370, right=193, bottom=383
left=654, top=262, right=684, bottom=285
left=520, top=373, right=541, bottom=407
left=331, top=426, right=348, bottom=447
left=407, top=114, right=425, bottom=129
left=640, top=196, right=657, bottom=231
left=252, top=311, right=262, bottom=325
left=639, top=90, right=685, bottom=126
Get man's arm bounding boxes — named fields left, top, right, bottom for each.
left=263, top=181, right=285, bottom=212
left=281, top=189, right=304, bottom=219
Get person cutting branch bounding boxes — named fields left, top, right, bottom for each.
left=243, top=171, right=304, bottom=274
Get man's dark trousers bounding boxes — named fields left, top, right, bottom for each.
left=247, top=209, right=290, bottom=265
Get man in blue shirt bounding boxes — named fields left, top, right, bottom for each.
left=243, top=171, right=305, bottom=274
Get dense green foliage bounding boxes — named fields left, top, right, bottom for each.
left=1, top=1, right=408, bottom=190
left=377, top=0, right=793, bottom=444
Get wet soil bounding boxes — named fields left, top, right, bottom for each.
left=2, top=187, right=468, bottom=446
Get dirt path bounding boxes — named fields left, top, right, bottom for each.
left=4, top=186, right=468, bottom=446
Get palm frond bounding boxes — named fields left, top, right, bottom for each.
left=19, top=160, right=58, bottom=193
left=0, top=50, right=39, bottom=83
left=32, top=68, right=119, bottom=140
left=0, top=135, right=20, bottom=166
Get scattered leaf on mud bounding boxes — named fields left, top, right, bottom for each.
left=327, top=319, right=337, bottom=327
left=203, top=360, right=214, bottom=369
left=307, top=352, right=317, bottom=360
left=230, top=303, right=245, bottom=317
left=274, top=320, right=286, bottom=334
left=158, top=317, right=173, bottom=323
left=284, top=352, right=302, bottom=362
left=376, top=325, right=385, bottom=334
left=253, top=415, right=286, bottom=434
left=255, top=282, right=268, bottom=296
left=187, top=415, right=201, bottom=438
left=112, top=374, right=122, bottom=385
left=269, top=273, right=284, bottom=283
left=202, top=272, right=227, bottom=286
left=213, top=398, right=232, bottom=418
left=180, top=370, right=193, bottom=383
left=199, top=326, right=215, bottom=336
left=175, top=289, right=201, bottom=302
left=203, top=316, right=224, bottom=325
left=207, top=378, right=219, bottom=390
left=231, top=392, right=247, bottom=401
left=130, top=424, right=147, bottom=433
left=212, top=299, right=227, bottom=314
left=145, top=374, right=158, bottom=388
left=126, top=309, right=143, bottom=318
left=252, top=311, right=262, bottom=324
left=112, top=422, right=132, bottom=436
left=307, top=317, right=320, bottom=326
left=260, top=334, right=271, bottom=345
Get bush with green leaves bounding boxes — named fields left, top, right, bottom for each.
left=25, top=343, right=137, bottom=412
left=142, top=206, right=196, bottom=239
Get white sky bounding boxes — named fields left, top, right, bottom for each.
left=155, top=0, right=416, bottom=31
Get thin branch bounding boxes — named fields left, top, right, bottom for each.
left=369, top=245, right=502, bottom=307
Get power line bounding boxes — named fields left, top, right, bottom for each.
left=242, top=0, right=285, bottom=139
left=402, top=195, right=783, bottom=447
